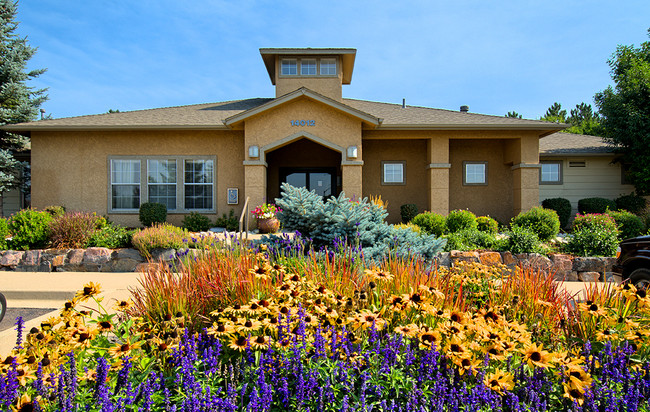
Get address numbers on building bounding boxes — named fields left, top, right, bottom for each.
left=291, top=120, right=315, bottom=126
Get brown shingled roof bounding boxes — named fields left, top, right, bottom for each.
left=2, top=95, right=566, bottom=134
left=540, top=132, right=615, bottom=155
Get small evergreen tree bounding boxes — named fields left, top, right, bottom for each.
left=0, top=0, right=48, bottom=215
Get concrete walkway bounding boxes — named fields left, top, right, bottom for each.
left=0, top=269, right=617, bottom=355
left=0, top=272, right=143, bottom=354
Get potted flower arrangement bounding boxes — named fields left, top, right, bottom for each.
left=251, top=203, right=282, bottom=234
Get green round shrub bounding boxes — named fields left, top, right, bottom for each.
left=182, top=212, right=212, bottom=232
left=607, top=210, right=645, bottom=240
left=44, top=205, right=66, bottom=218
left=8, top=209, right=53, bottom=250
left=511, top=206, right=560, bottom=242
left=541, top=197, right=572, bottom=230
left=615, top=193, right=647, bottom=215
left=578, top=197, right=616, bottom=214
left=445, top=209, right=477, bottom=233
left=87, top=223, right=134, bottom=248
left=139, top=202, right=167, bottom=227
left=0, top=218, right=9, bottom=250
left=476, top=216, right=498, bottom=234
left=443, top=228, right=498, bottom=252
left=504, top=225, right=542, bottom=254
left=411, top=212, right=446, bottom=237
left=568, top=214, right=619, bottom=257
left=400, top=204, right=418, bottom=223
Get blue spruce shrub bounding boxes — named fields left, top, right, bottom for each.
left=275, top=183, right=445, bottom=261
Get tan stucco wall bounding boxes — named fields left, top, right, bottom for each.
left=245, top=97, right=362, bottom=156
left=31, top=130, right=245, bottom=227
left=362, top=139, right=428, bottom=223
left=449, top=139, right=514, bottom=223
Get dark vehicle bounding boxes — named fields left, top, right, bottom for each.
left=0, top=292, right=5, bottom=323
left=613, top=235, right=650, bottom=290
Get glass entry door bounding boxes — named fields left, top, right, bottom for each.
left=280, top=168, right=337, bottom=197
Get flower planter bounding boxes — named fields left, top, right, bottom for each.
left=257, top=218, right=280, bottom=234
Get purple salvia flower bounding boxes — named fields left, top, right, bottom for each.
left=14, top=316, right=24, bottom=349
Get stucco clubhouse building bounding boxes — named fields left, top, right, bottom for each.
left=5, top=48, right=576, bottom=226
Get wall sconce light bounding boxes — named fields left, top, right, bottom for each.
left=248, top=145, right=259, bottom=158
left=347, top=146, right=358, bottom=159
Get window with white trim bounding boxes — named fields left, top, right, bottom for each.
left=147, top=159, right=177, bottom=210
left=281, top=59, right=297, bottom=75
left=301, top=59, right=316, bottom=75
left=111, top=159, right=140, bottom=210
left=540, top=161, right=562, bottom=184
left=381, top=161, right=405, bottom=185
left=109, top=156, right=215, bottom=212
left=320, top=58, right=336, bottom=75
left=184, top=159, right=214, bottom=210
left=463, top=162, right=487, bottom=185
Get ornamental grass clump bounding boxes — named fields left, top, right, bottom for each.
left=48, top=211, right=106, bottom=249
left=131, top=223, right=191, bottom=257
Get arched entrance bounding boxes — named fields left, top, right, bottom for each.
left=266, top=138, right=342, bottom=201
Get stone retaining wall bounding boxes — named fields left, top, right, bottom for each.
left=435, top=251, right=619, bottom=282
left=0, top=247, right=620, bottom=282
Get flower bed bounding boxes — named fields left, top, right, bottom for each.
left=1, top=242, right=649, bottom=410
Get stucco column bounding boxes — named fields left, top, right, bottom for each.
left=244, top=162, right=267, bottom=229
left=341, top=163, right=363, bottom=200
left=427, top=137, right=450, bottom=215
left=512, top=165, right=539, bottom=216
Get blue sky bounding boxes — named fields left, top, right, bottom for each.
left=16, top=1, right=650, bottom=120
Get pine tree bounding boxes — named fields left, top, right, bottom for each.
left=0, top=0, right=47, bottom=215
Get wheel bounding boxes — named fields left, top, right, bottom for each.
left=629, top=268, right=650, bottom=291
left=0, top=293, right=5, bottom=324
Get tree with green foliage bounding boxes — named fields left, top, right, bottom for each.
left=505, top=111, right=522, bottom=119
left=540, top=101, right=603, bottom=136
left=0, top=0, right=47, bottom=215
left=541, top=102, right=567, bottom=123
left=595, top=29, right=650, bottom=194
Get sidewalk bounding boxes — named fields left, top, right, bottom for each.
left=0, top=271, right=143, bottom=354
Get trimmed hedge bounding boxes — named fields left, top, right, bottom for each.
left=411, top=212, right=446, bottom=237
left=578, top=197, right=616, bottom=214
left=400, top=204, right=418, bottom=223
left=446, top=210, right=477, bottom=233
left=615, top=193, right=647, bottom=215
left=511, top=207, right=560, bottom=242
left=541, top=198, right=572, bottom=230
left=607, top=210, right=645, bottom=240
left=139, top=202, right=167, bottom=227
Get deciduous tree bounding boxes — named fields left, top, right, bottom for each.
left=595, top=29, right=650, bottom=194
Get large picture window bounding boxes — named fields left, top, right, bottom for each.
left=147, top=159, right=177, bottom=210
left=111, top=159, right=140, bottom=210
left=184, top=159, right=214, bottom=210
left=109, top=156, right=215, bottom=212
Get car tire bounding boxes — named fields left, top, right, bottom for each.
left=630, top=268, right=650, bottom=291
left=0, top=293, right=5, bottom=324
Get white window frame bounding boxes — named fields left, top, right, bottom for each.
left=108, top=155, right=216, bottom=213
left=463, top=161, right=487, bottom=185
left=110, top=159, right=141, bottom=211
left=183, top=159, right=215, bottom=211
left=320, top=58, right=337, bottom=75
left=281, top=59, right=297, bottom=76
left=301, top=59, right=317, bottom=76
left=540, top=161, right=562, bottom=185
left=147, top=159, right=178, bottom=210
left=381, top=161, right=406, bottom=185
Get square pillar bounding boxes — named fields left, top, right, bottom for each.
left=512, top=164, right=540, bottom=216
left=244, top=162, right=267, bottom=229
left=427, top=137, right=450, bottom=215
left=342, top=163, right=363, bottom=200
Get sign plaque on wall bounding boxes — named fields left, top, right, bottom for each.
left=227, top=188, right=239, bottom=205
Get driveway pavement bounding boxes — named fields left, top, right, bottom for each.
left=0, top=270, right=618, bottom=355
